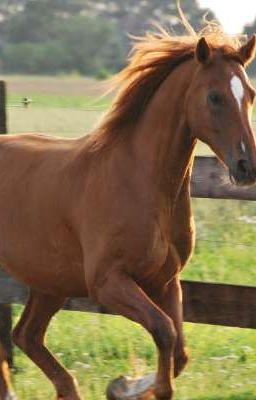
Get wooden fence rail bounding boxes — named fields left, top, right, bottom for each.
left=0, top=81, right=13, bottom=367
left=191, top=156, right=256, bottom=200
left=1, top=271, right=256, bottom=329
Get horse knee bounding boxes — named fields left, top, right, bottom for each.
left=12, top=325, right=37, bottom=355
left=12, top=325, right=23, bottom=349
left=151, top=315, right=177, bottom=350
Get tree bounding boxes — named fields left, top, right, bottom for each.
left=0, top=0, right=216, bottom=76
left=0, top=15, right=124, bottom=75
left=0, top=1, right=125, bottom=75
left=79, top=0, right=215, bottom=50
left=0, top=0, right=86, bottom=18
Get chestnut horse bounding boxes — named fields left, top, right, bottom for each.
left=0, top=27, right=256, bottom=400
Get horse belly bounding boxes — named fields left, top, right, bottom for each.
left=0, top=224, right=87, bottom=297
left=0, top=252, right=87, bottom=298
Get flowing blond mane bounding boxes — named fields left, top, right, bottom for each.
left=88, top=22, right=243, bottom=151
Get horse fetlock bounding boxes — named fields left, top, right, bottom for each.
left=4, top=392, right=17, bottom=400
left=57, top=394, right=81, bottom=400
left=55, top=376, right=80, bottom=400
left=154, top=383, right=174, bottom=400
left=57, top=388, right=81, bottom=400
left=174, top=348, right=189, bottom=378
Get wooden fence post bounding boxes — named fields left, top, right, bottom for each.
left=0, top=80, right=13, bottom=367
left=0, top=81, right=7, bottom=134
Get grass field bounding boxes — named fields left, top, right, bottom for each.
left=1, top=75, right=256, bottom=399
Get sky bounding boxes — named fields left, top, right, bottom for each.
left=198, top=0, right=256, bottom=34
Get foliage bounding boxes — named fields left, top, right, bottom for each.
left=0, top=11, right=124, bottom=75
left=0, top=0, right=214, bottom=76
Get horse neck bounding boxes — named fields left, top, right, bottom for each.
left=131, top=59, right=197, bottom=201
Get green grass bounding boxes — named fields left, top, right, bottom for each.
left=3, top=77, right=256, bottom=399
left=12, top=310, right=256, bottom=400
left=185, top=199, right=256, bottom=285
left=8, top=105, right=105, bottom=137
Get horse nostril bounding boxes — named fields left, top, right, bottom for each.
left=237, top=159, right=249, bottom=175
left=235, top=159, right=255, bottom=184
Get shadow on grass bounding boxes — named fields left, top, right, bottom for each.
left=192, top=393, right=256, bottom=400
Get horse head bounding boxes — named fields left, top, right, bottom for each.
left=186, top=35, right=256, bottom=185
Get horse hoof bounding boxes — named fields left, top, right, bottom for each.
left=106, top=373, right=155, bottom=399
left=4, top=392, right=17, bottom=400
left=57, top=393, right=81, bottom=400
left=154, top=385, right=174, bottom=400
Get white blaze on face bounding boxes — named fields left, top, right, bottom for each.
left=230, top=75, right=245, bottom=111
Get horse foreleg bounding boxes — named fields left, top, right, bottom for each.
left=97, top=271, right=177, bottom=400
left=12, top=290, right=81, bottom=400
left=157, top=276, right=189, bottom=378
left=0, top=343, right=16, bottom=400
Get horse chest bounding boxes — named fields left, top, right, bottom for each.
left=135, top=211, right=194, bottom=290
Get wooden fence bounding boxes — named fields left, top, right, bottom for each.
left=0, top=80, right=256, bottom=368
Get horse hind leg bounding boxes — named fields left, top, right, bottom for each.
left=12, top=290, right=81, bottom=400
left=0, top=343, right=16, bottom=400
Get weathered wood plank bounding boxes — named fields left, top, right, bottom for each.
left=1, top=272, right=256, bottom=329
left=191, top=156, right=256, bottom=200
left=0, top=81, right=7, bottom=135
left=182, top=280, right=256, bottom=329
left=0, top=81, right=13, bottom=368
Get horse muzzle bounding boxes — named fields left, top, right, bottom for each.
left=230, top=158, right=256, bottom=186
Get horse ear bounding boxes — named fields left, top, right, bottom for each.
left=239, top=35, right=256, bottom=66
left=195, top=37, right=211, bottom=64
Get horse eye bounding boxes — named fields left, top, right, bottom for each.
left=208, top=91, right=223, bottom=106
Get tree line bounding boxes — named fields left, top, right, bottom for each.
left=0, top=0, right=255, bottom=77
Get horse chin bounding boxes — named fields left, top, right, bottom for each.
left=229, top=170, right=256, bottom=187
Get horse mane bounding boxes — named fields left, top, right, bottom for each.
left=88, top=21, right=244, bottom=151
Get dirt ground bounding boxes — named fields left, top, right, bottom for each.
left=1, top=75, right=109, bottom=97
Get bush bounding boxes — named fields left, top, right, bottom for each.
left=0, top=15, right=125, bottom=76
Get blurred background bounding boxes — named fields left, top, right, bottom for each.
left=0, top=1, right=256, bottom=400
left=0, top=0, right=255, bottom=78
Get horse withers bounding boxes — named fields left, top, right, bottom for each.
left=0, top=25, right=255, bottom=400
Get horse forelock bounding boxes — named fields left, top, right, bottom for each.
left=88, top=24, right=244, bottom=152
